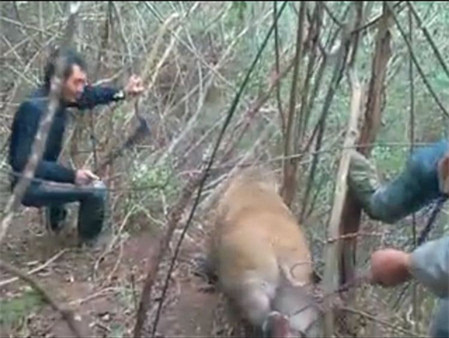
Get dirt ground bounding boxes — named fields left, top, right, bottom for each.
left=0, top=206, right=242, bottom=338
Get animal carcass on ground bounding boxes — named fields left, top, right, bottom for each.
left=207, top=167, right=322, bottom=337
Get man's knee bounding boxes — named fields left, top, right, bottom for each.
left=21, top=182, right=46, bottom=208
left=87, top=180, right=108, bottom=202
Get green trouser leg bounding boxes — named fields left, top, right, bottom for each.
left=347, top=139, right=449, bottom=224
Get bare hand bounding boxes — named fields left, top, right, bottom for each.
left=369, top=248, right=412, bottom=287
left=75, top=169, right=99, bottom=186
left=124, top=75, right=144, bottom=97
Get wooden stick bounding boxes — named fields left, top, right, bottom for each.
left=322, top=70, right=364, bottom=336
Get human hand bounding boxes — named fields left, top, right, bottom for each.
left=124, top=74, right=144, bottom=98
left=75, top=169, right=99, bottom=186
left=369, top=248, right=412, bottom=287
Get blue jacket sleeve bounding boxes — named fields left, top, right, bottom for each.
left=9, top=101, right=76, bottom=183
left=69, top=85, right=125, bottom=110
left=409, top=236, right=449, bottom=298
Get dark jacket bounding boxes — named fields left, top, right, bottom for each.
left=8, top=84, right=124, bottom=186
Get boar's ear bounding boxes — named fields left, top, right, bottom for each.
left=438, top=154, right=449, bottom=194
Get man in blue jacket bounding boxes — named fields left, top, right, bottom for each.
left=347, top=140, right=448, bottom=337
left=8, top=47, right=144, bottom=248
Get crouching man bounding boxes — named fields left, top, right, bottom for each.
left=8, top=47, right=144, bottom=248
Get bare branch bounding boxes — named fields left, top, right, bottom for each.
left=273, top=1, right=285, bottom=135
left=386, top=2, right=449, bottom=119
left=322, top=2, right=343, bottom=27
left=407, top=1, right=449, bottom=79
left=408, top=6, right=419, bottom=327
left=322, top=70, right=364, bottom=337
left=301, top=22, right=351, bottom=221
left=281, top=1, right=306, bottom=207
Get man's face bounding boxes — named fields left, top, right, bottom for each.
left=62, top=64, right=87, bottom=103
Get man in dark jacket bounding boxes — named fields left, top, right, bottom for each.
left=8, top=47, right=144, bottom=248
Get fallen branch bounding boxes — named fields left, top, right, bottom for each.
left=0, top=259, right=83, bottom=338
left=0, top=249, right=68, bottom=288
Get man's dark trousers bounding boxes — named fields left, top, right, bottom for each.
left=19, top=179, right=108, bottom=242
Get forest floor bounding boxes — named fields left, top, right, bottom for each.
left=0, top=206, right=241, bottom=338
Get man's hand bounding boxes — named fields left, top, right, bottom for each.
left=124, top=75, right=144, bottom=98
left=75, top=169, right=99, bottom=186
left=369, top=248, right=412, bottom=287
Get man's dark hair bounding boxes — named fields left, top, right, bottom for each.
left=43, top=47, right=87, bottom=89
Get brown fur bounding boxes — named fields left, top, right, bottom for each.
left=209, top=166, right=321, bottom=337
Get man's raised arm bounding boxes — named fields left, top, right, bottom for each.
left=70, top=75, right=144, bottom=110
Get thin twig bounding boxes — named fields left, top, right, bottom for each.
left=93, top=207, right=135, bottom=281
left=68, top=287, right=117, bottom=306
left=221, top=58, right=295, bottom=162
left=386, top=2, right=449, bottom=119
left=322, top=1, right=343, bottom=27
left=281, top=1, right=306, bottom=207
left=0, top=249, right=68, bottom=287
left=0, top=259, right=83, bottom=338
left=350, top=1, right=405, bottom=34
left=340, top=307, right=421, bottom=337
left=296, top=2, right=322, bottom=147
left=327, top=231, right=385, bottom=244
left=407, top=1, right=449, bottom=79
left=273, top=1, right=285, bottom=135
left=408, top=5, right=419, bottom=327
left=301, top=21, right=351, bottom=220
